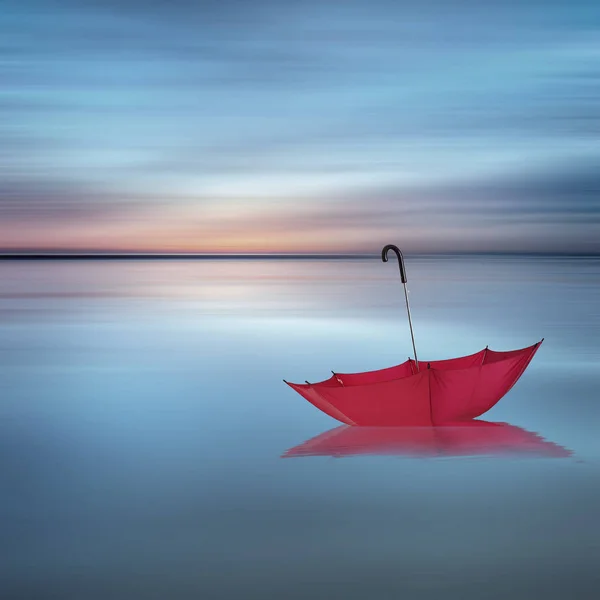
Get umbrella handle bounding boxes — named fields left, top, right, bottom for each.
left=381, top=244, right=419, bottom=370
left=381, top=244, right=407, bottom=283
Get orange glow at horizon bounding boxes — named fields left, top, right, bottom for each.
left=2, top=196, right=596, bottom=255
left=0, top=202, right=403, bottom=254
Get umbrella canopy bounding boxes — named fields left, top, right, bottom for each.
left=285, top=342, right=542, bottom=426
left=285, top=244, right=544, bottom=426
left=282, top=421, right=571, bottom=458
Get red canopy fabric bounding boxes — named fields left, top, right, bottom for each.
left=282, top=420, right=571, bottom=458
left=286, top=341, right=542, bottom=426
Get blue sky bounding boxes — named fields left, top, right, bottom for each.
left=1, top=0, right=599, bottom=253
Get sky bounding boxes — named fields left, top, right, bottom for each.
left=1, top=0, right=600, bottom=254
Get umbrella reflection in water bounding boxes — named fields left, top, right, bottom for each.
left=282, top=421, right=572, bottom=459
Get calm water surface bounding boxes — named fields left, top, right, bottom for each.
left=1, top=257, right=599, bottom=599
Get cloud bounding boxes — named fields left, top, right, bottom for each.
left=0, top=179, right=142, bottom=222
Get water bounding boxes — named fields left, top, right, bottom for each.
left=1, top=256, right=599, bottom=599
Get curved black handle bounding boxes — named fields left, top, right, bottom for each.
left=381, top=244, right=407, bottom=283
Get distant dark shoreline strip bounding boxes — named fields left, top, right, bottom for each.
left=0, top=253, right=370, bottom=261
left=0, top=253, right=598, bottom=260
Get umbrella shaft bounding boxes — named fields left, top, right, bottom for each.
left=403, top=283, right=419, bottom=371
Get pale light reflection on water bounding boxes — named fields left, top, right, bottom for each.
left=1, top=257, right=599, bottom=599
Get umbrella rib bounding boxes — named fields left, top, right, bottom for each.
left=427, top=368, right=434, bottom=426
left=331, top=370, right=345, bottom=386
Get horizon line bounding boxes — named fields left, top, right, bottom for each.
left=1, top=251, right=599, bottom=260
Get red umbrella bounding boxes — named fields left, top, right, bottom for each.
left=285, top=244, right=543, bottom=426
left=282, top=421, right=571, bottom=458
